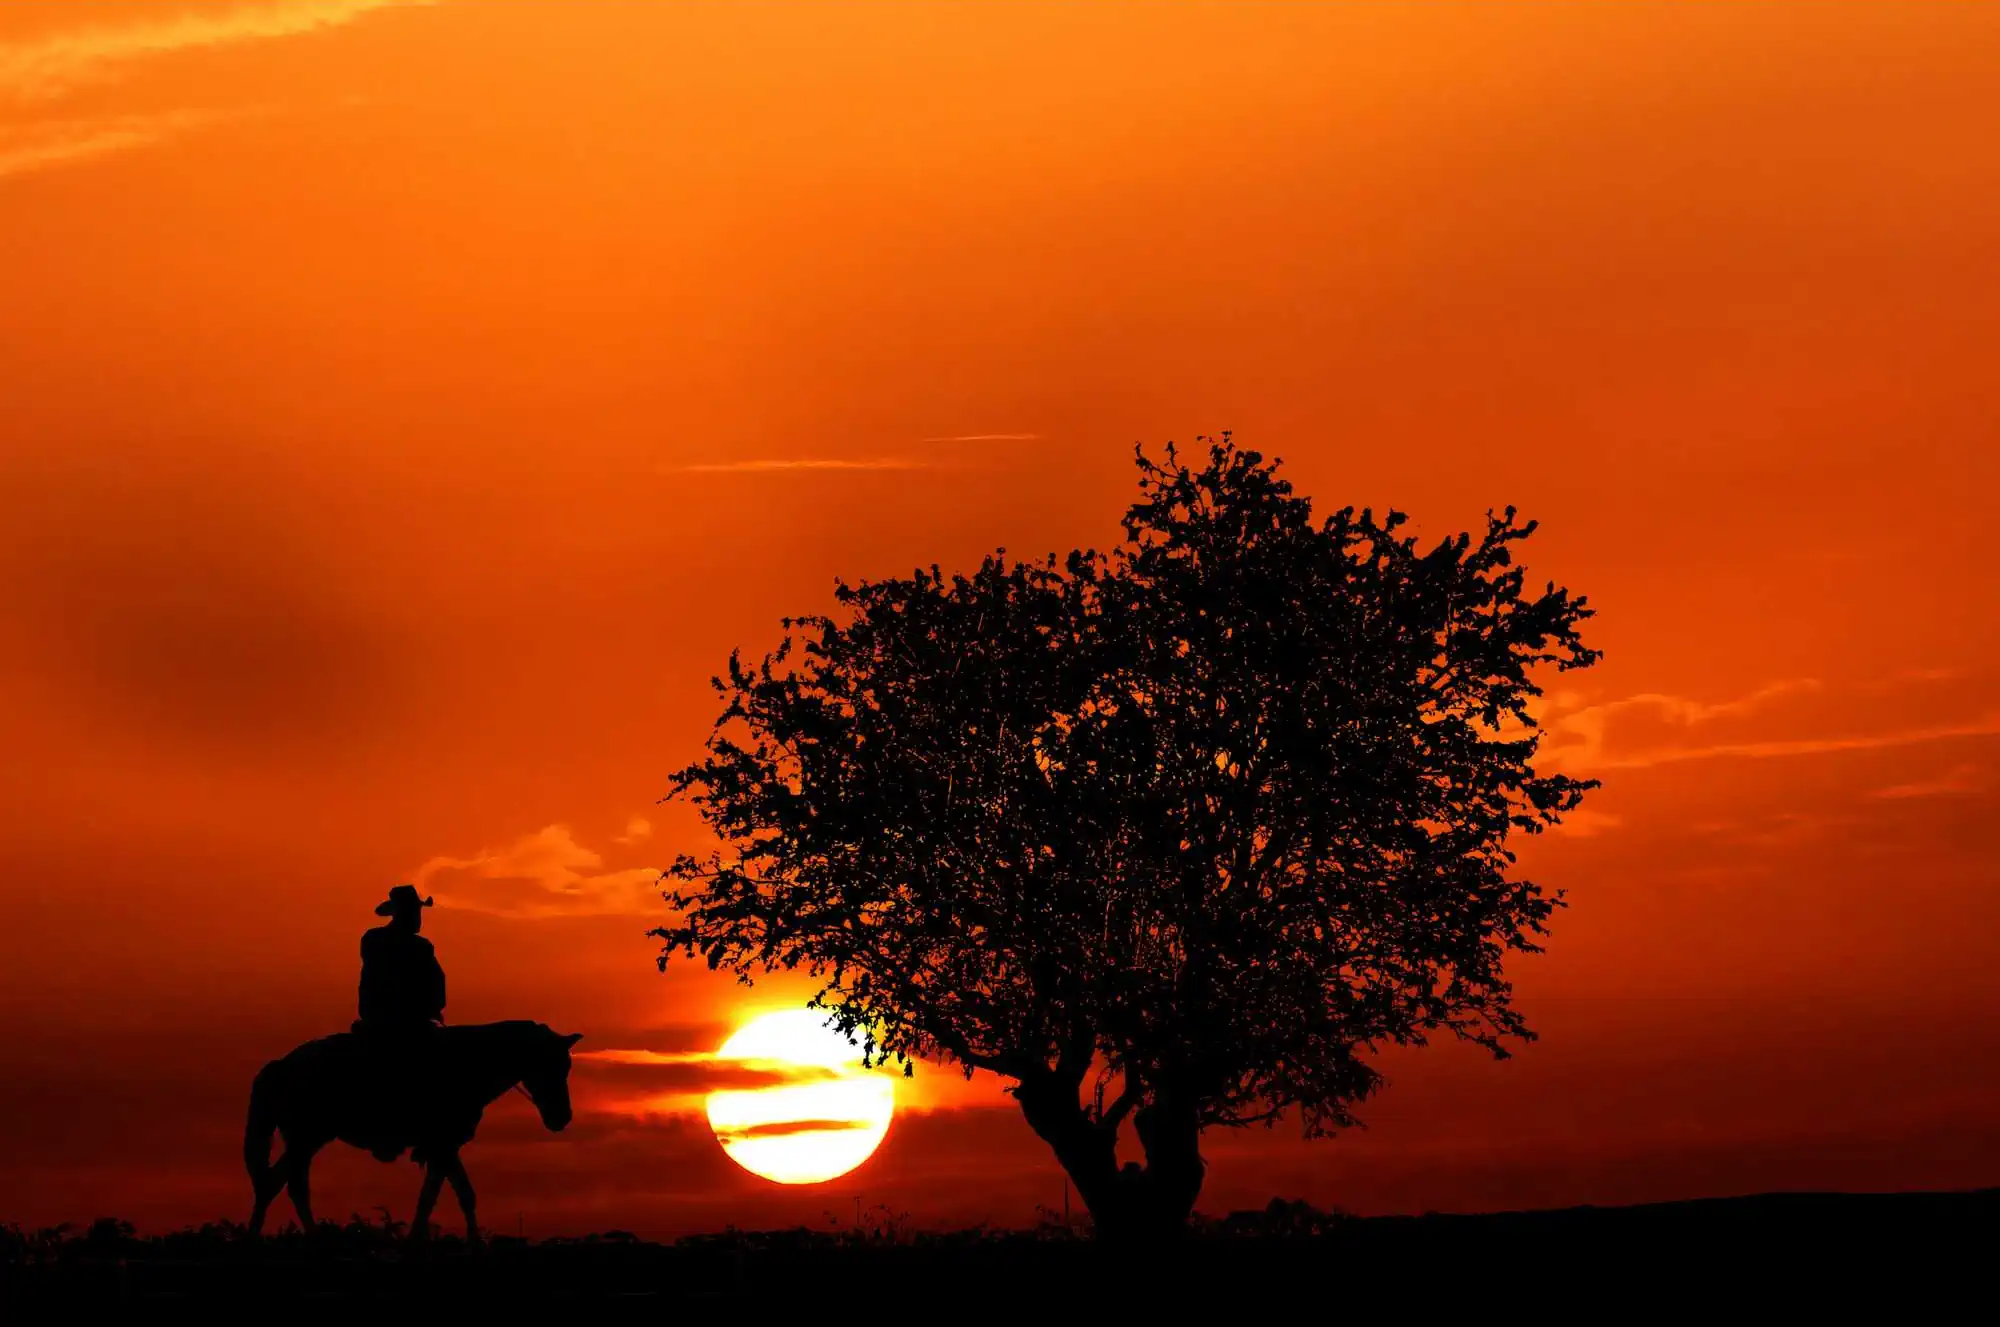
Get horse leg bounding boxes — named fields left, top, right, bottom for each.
left=443, top=1152, right=480, bottom=1244
left=284, top=1140, right=322, bottom=1230
left=249, top=1149, right=286, bottom=1236
left=245, top=1061, right=288, bottom=1237
left=411, top=1161, right=447, bottom=1240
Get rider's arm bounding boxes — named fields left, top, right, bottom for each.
left=427, top=951, right=447, bottom=1021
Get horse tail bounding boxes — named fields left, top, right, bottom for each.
left=244, top=1060, right=282, bottom=1183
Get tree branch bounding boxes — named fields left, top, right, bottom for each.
left=1099, top=1071, right=1145, bottom=1133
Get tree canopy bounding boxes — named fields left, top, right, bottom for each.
left=656, top=438, right=1601, bottom=1237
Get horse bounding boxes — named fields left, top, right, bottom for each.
left=244, top=1020, right=582, bottom=1241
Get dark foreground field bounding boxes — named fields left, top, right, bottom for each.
left=5, top=1190, right=1994, bottom=1308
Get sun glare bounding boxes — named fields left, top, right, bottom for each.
left=705, top=1009, right=895, bottom=1185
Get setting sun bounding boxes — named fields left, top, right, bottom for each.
left=705, top=1010, right=895, bottom=1186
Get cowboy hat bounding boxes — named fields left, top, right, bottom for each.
left=375, top=883, right=435, bottom=916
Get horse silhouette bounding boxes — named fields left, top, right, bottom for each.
left=245, top=1020, right=582, bottom=1240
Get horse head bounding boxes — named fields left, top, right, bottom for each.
left=520, top=1026, right=584, bottom=1132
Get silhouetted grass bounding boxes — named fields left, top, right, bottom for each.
left=4, top=1191, right=1992, bottom=1306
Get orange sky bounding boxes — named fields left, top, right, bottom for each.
left=3, top=0, right=1998, bottom=1236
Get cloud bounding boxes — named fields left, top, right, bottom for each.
left=664, top=440, right=1037, bottom=473
left=1541, top=678, right=1824, bottom=767
left=613, top=815, right=652, bottom=845
left=412, top=823, right=661, bottom=919
left=585, top=1022, right=733, bottom=1056
left=712, top=1118, right=877, bottom=1142
left=1548, top=807, right=1624, bottom=838
left=1728, top=810, right=1839, bottom=850
left=576, top=1049, right=842, bottom=1095
left=0, top=109, right=235, bottom=181
left=1868, top=762, right=1986, bottom=801
left=663, top=458, right=929, bottom=474
left=1575, top=714, right=2000, bottom=773
left=1896, top=667, right=1966, bottom=685
left=0, top=0, right=428, bottom=103
left=1541, top=675, right=2000, bottom=773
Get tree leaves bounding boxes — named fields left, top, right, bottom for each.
left=654, top=435, right=1600, bottom=1227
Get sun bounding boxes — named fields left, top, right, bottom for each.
left=705, top=1009, right=895, bottom=1185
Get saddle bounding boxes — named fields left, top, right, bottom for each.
left=346, top=1020, right=446, bottom=1162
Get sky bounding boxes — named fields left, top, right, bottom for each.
left=2, top=0, right=1998, bottom=1237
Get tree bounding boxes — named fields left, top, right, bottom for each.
left=656, top=437, right=1601, bottom=1239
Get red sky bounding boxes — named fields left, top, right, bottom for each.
left=2, top=0, right=1997, bottom=1237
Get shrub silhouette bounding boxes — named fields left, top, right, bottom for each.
left=657, top=437, right=1600, bottom=1238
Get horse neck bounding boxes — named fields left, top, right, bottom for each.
left=453, top=1021, right=545, bottom=1104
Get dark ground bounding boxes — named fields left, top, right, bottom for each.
left=4, top=1190, right=1993, bottom=1310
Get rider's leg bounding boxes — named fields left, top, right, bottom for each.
left=443, top=1152, right=480, bottom=1243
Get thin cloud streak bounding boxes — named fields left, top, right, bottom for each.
left=580, top=1048, right=837, bottom=1077
left=1868, top=762, right=1987, bottom=800
left=0, top=109, right=234, bottom=180
left=1541, top=674, right=2000, bottom=774
left=575, top=1049, right=843, bottom=1094
left=713, top=1118, right=876, bottom=1141
left=578, top=1049, right=718, bottom=1067
left=1545, top=677, right=1823, bottom=731
left=666, top=458, right=930, bottom=474
left=1585, top=714, right=2000, bottom=772
left=0, top=0, right=429, bottom=103
left=1549, top=807, right=1624, bottom=838
left=921, top=433, right=1043, bottom=443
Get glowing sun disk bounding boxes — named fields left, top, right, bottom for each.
left=705, top=1009, right=895, bottom=1185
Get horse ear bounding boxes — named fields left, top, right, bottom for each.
left=565, top=1033, right=584, bottom=1047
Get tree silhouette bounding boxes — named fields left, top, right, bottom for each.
left=656, top=438, right=1601, bottom=1239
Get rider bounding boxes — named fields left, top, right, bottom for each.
left=355, top=885, right=446, bottom=1156
left=357, top=884, right=447, bottom=1035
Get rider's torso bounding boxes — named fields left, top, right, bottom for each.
left=357, top=926, right=446, bottom=1028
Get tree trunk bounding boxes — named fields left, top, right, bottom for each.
left=1127, top=1095, right=1204, bottom=1237
left=1013, top=1073, right=1206, bottom=1242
